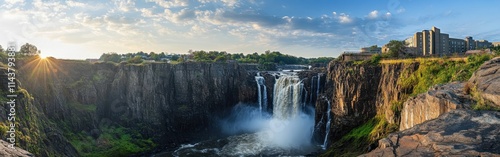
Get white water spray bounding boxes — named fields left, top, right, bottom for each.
left=322, top=97, right=332, bottom=150
left=255, top=73, right=267, bottom=113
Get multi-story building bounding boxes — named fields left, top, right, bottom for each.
left=405, top=27, right=492, bottom=55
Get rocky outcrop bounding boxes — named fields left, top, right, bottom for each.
left=316, top=62, right=419, bottom=146
left=469, top=57, right=500, bottom=108
left=399, top=82, right=473, bottom=131
left=316, top=62, right=381, bottom=144
left=0, top=140, right=33, bottom=157
left=362, top=110, right=500, bottom=157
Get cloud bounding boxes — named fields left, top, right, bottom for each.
left=368, top=10, right=379, bottom=19
left=115, top=0, right=135, bottom=12
left=146, top=0, right=189, bottom=8
left=66, top=0, right=85, bottom=7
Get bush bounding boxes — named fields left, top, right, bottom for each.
left=127, top=56, right=143, bottom=64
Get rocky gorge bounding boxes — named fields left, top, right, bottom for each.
left=0, top=55, right=498, bottom=156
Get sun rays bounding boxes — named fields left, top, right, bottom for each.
left=19, top=55, right=67, bottom=87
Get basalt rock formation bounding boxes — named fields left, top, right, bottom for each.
left=468, top=57, right=500, bottom=108
left=362, top=110, right=500, bottom=157
left=316, top=62, right=419, bottom=147
left=399, top=82, right=473, bottom=131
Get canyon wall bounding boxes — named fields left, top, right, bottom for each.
left=2, top=58, right=261, bottom=156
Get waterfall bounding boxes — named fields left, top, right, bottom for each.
left=273, top=75, right=303, bottom=119
left=322, top=97, right=332, bottom=150
left=316, top=73, right=321, bottom=96
left=310, top=76, right=315, bottom=104
left=255, top=73, right=267, bottom=113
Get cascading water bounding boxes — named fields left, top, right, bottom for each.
left=171, top=73, right=318, bottom=156
left=255, top=73, right=267, bottom=113
left=322, top=97, right=332, bottom=150
left=272, top=75, right=303, bottom=119
left=316, top=73, right=322, bottom=96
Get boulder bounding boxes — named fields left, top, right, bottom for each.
left=399, top=82, right=473, bottom=131
left=362, top=110, right=500, bottom=157
left=469, top=57, right=500, bottom=108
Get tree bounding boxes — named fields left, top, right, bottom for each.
left=385, top=40, right=405, bottom=58
left=19, top=43, right=40, bottom=55
left=0, top=45, right=3, bottom=53
left=99, top=52, right=122, bottom=63
left=127, top=56, right=143, bottom=64
left=171, top=55, right=179, bottom=61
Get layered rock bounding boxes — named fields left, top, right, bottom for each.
left=316, top=62, right=419, bottom=146
left=468, top=57, right=500, bottom=108
left=0, top=140, right=33, bottom=157
left=362, top=110, right=500, bottom=157
left=399, top=82, right=473, bottom=131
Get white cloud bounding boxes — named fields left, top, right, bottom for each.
left=66, top=0, right=85, bottom=7
left=115, top=0, right=135, bottom=12
left=338, top=13, right=352, bottom=24
left=368, top=10, right=379, bottom=19
left=146, top=0, right=188, bottom=8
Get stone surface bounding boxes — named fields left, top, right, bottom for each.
left=469, top=57, right=500, bottom=108
left=0, top=140, right=33, bottom=157
left=399, top=82, right=473, bottom=131
left=362, top=110, right=500, bottom=157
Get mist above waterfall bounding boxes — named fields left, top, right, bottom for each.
left=175, top=73, right=320, bottom=156
left=217, top=74, right=317, bottom=155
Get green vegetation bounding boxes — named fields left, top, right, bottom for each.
left=322, top=116, right=397, bottom=157
left=384, top=40, right=406, bottom=58
left=127, top=56, right=144, bottom=64
left=99, top=50, right=335, bottom=70
left=399, top=54, right=492, bottom=97
left=69, top=102, right=97, bottom=112
left=466, top=83, right=500, bottom=111
left=67, top=126, right=156, bottom=157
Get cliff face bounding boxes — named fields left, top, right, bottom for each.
left=316, top=62, right=419, bottom=146
left=10, top=58, right=259, bottom=155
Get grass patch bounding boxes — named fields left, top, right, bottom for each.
left=67, top=126, right=156, bottom=157
left=69, top=102, right=97, bottom=112
left=322, top=116, right=397, bottom=157
left=468, top=83, right=500, bottom=111
left=398, top=54, right=492, bottom=97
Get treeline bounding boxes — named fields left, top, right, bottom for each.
left=191, top=50, right=334, bottom=65
left=99, top=50, right=335, bottom=66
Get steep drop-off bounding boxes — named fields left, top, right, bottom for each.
left=3, top=57, right=261, bottom=156
left=318, top=55, right=496, bottom=156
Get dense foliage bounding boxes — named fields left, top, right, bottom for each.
left=99, top=50, right=335, bottom=70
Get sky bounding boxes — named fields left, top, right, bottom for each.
left=1, top=0, right=499, bottom=59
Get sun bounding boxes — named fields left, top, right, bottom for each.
left=39, top=54, right=47, bottom=59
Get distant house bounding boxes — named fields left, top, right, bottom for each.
left=360, top=46, right=382, bottom=54
left=86, top=59, right=101, bottom=63
left=143, top=60, right=156, bottom=63
left=339, top=52, right=373, bottom=62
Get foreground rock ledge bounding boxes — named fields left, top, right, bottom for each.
left=362, top=110, right=500, bottom=157
left=0, top=140, right=33, bottom=157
